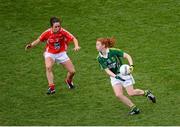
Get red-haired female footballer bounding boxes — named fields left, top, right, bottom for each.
left=25, top=17, right=80, bottom=94
left=96, top=37, right=156, bottom=115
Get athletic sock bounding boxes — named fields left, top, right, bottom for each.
left=144, top=90, right=148, bottom=96
left=49, top=83, right=55, bottom=90
left=66, top=79, right=72, bottom=83
left=130, top=105, right=137, bottom=110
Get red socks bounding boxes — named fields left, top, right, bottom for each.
left=66, top=79, right=72, bottom=84
left=49, top=83, right=55, bottom=90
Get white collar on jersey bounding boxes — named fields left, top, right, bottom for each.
left=99, top=48, right=109, bottom=58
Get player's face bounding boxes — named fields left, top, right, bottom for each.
left=96, top=41, right=105, bottom=51
left=52, top=22, right=61, bottom=33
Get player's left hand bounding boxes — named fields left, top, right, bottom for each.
left=129, top=65, right=134, bottom=73
left=73, top=46, right=81, bottom=51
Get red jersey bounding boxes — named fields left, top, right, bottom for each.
left=39, top=28, right=74, bottom=54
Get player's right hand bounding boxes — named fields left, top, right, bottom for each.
left=129, top=65, right=134, bottom=73
left=115, top=75, right=125, bottom=81
left=25, top=43, right=32, bottom=51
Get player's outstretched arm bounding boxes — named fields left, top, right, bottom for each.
left=62, top=28, right=80, bottom=51
left=25, top=39, right=41, bottom=51
left=72, top=37, right=81, bottom=51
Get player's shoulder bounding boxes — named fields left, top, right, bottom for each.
left=60, top=27, right=69, bottom=33
left=60, top=27, right=65, bottom=31
left=41, top=28, right=52, bottom=35
left=39, top=28, right=52, bottom=41
left=97, top=54, right=100, bottom=59
left=109, top=48, right=122, bottom=52
left=61, top=28, right=73, bottom=36
left=109, top=48, right=124, bottom=56
left=97, top=54, right=102, bottom=60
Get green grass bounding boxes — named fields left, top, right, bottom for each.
left=0, top=0, right=180, bottom=125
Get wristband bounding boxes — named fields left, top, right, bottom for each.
left=130, top=65, right=134, bottom=67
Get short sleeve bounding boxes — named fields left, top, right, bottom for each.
left=111, top=48, right=124, bottom=57
left=61, top=28, right=74, bottom=43
left=39, top=30, right=49, bottom=42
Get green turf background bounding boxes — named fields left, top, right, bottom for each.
left=0, top=0, right=179, bottom=125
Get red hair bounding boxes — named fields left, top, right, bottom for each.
left=97, top=37, right=116, bottom=48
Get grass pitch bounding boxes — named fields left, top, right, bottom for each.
left=0, top=0, right=179, bottom=125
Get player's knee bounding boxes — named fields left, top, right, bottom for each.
left=46, top=66, right=52, bottom=72
left=115, top=93, right=124, bottom=99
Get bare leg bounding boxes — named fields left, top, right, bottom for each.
left=45, top=57, right=55, bottom=85
left=125, top=85, right=145, bottom=96
left=61, top=59, right=75, bottom=81
left=112, top=84, right=135, bottom=108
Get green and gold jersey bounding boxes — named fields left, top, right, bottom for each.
left=97, top=48, right=124, bottom=74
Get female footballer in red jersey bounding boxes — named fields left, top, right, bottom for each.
left=25, top=17, right=80, bottom=94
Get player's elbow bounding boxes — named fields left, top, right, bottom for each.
left=124, top=53, right=132, bottom=61
left=73, top=37, right=78, bottom=43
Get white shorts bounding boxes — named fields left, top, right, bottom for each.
left=44, top=51, right=70, bottom=64
left=110, top=74, right=135, bottom=87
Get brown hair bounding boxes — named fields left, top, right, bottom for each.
left=97, top=37, right=116, bottom=48
left=50, top=16, right=61, bottom=27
